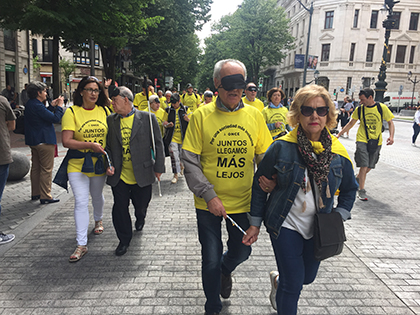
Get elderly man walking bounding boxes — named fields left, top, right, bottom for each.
left=182, top=59, right=272, bottom=315
left=106, top=86, right=165, bottom=256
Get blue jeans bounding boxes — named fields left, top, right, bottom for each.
left=270, top=228, right=320, bottom=315
left=0, top=164, right=10, bottom=216
left=196, top=209, right=251, bottom=314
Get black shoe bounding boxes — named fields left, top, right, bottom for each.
left=220, top=273, right=232, bottom=299
left=40, top=198, right=60, bottom=204
left=31, top=195, right=40, bottom=200
left=135, top=220, right=145, bottom=231
left=205, top=312, right=220, bottom=315
left=115, top=243, right=129, bottom=256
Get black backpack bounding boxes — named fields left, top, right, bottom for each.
left=357, top=102, right=385, bottom=133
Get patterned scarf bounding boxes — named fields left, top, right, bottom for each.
left=297, top=125, right=333, bottom=208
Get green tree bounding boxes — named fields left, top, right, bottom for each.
left=130, top=0, right=211, bottom=89
left=198, top=0, right=294, bottom=89
left=59, top=58, right=76, bottom=92
left=0, top=0, right=161, bottom=97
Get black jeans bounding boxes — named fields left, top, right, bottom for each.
left=111, top=180, right=152, bottom=245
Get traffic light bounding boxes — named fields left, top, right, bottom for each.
left=333, top=89, right=337, bottom=96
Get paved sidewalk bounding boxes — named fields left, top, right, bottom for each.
left=0, top=120, right=419, bottom=314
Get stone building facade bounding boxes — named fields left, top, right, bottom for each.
left=265, top=0, right=420, bottom=101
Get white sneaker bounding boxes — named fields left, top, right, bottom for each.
left=269, top=271, right=279, bottom=310
left=171, top=175, right=178, bottom=184
left=0, top=233, right=15, bottom=245
left=177, top=172, right=183, bottom=178
left=412, top=143, right=416, bottom=147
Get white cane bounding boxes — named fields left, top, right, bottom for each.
left=145, top=81, right=162, bottom=197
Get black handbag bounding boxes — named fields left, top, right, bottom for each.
left=313, top=212, right=346, bottom=261
left=310, top=178, right=346, bottom=261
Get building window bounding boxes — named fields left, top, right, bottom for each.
left=353, top=9, right=360, bottom=28
left=395, top=45, right=406, bottom=63
left=325, top=11, right=334, bottom=29
left=346, top=77, right=352, bottom=94
left=302, top=19, right=305, bottom=36
left=370, top=10, right=379, bottom=29
left=409, top=13, right=419, bottom=31
left=409, top=46, right=415, bottom=64
left=349, top=43, right=356, bottom=61
left=366, top=44, right=375, bottom=62
left=321, top=44, right=330, bottom=61
left=3, top=29, right=16, bottom=51
left=32, top=39, right=38, bottom=58
left=42, top=39, right=53, bottom=62
left=386, top=45, right=393, bottom=63
left=392, top=12, right=401, bottom=29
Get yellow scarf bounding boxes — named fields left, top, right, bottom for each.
left=281, top=127, right=352, bottom=164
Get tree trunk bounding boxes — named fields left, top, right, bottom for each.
left=100, top=45, right=117, bottom=82
left=52, top=35, right=60, bottom=98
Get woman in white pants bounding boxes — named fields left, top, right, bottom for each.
left=61, top=76, right=111, bottom=262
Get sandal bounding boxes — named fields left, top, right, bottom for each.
left=93, top=220, right=104, bottom=235
left=69, top=245, right=88, bottom=263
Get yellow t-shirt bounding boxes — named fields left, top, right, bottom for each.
left=352, top=103, right=394, bottom=144
left=242, top=96, right=264, bottom=112
left=172, top=108, right=183, bottom=144
left=61, top=105, right=109, bottom=176
left=133, top=91, right=155, bottom=111
left=143, top=107, right=166, bottom=137
left=262, top=106, right=289, bottom=138
left=159, top=97, right=167, bottom=109
left=183, top=103, right=273, bottom=214
left=181, top=93, right=201, bottom=112
left=120, top=115, right=136, bottom=184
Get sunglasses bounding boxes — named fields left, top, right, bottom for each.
left=300, top=106, right=329, bottom=117
left=247, top=87, right=258, bottom=92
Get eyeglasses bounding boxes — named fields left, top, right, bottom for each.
left=300, top=106, right=329, bottom=117
left=247, top=87, right=258, bottom=92
left=84, top=88, right=100, bottom=94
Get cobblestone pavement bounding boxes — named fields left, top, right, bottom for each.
left=0, top=120, right=419, bottom=314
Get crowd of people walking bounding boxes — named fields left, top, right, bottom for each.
left=2, top=56, right=413, bottom=314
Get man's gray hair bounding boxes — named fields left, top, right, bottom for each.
left=165, top=90, right=172, bottom=96
left=119, top=86, right=134, bottom=103
left=213, top=59, right=247, bottom=81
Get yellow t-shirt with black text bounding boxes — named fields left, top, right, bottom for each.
left=159, top=97, right=167, bottom=110
left=171, top=108, right=184, bottom=144
left=120, top=115, right=136, bottom=184
left=61, top=105, right=108, bottom=176
left=183, top=103, right=273, bottom=214
left=181, top=93, right=201, bottom=112
left=352, top=103, right=394, bottom=144
left=262, top=106, right=289, bottom=138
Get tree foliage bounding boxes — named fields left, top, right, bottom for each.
left=198, top=0, right=294, bottom=90
left=0, top=0, right=161, bottom=96
left=130, top=0, right=212, bottom=89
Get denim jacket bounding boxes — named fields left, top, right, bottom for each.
left=249, top=139, right=358, bottom=238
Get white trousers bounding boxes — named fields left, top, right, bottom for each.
left=68, top=172, right=106, bottom=246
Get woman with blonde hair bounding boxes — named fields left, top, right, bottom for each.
left=244, top=84, right=358, bottom=314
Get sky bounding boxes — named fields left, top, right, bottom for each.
left=195, top=0, right=243, bottom=48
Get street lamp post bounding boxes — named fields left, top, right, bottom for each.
left=407, top=71, right=419, bottom=108
left=374, top=0, right=399, bottom=103
left=297, top=0, right=314, bottom=87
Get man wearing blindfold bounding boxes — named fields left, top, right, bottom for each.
left=242, top=82, right=264, bottom=112
left=182, top=59, right=272, bottom=315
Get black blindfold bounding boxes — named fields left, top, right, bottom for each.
left=219, top=74, right=246, bottom=91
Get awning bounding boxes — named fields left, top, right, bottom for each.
left=40, top=72, right=52, bottom=77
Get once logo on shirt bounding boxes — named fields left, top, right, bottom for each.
left=364, top=113, right=381, bottom=133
